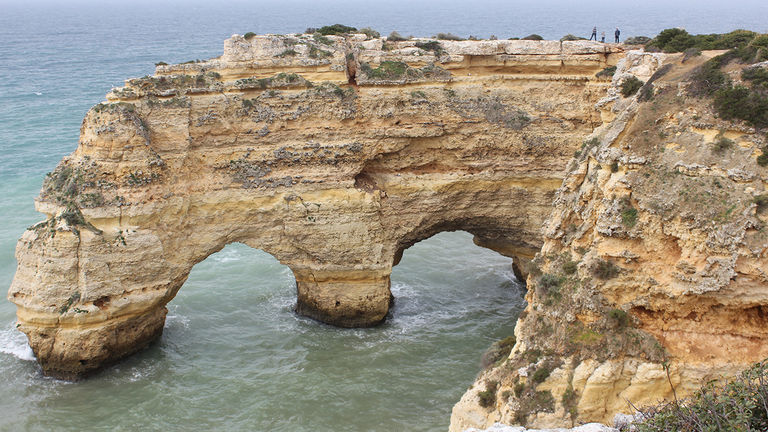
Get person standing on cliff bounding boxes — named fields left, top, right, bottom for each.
left=590, top=26, right=597, bottom=40
left=601, top=31, right=605, bottom=43
left=615, top=27, right=621, bottom=43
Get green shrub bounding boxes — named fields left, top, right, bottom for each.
left=621, top=207, right=638, bottom=228
left=562, top=260, right=578, bottom=275
left=532, top=365, right=552, bottom=384
left=317, top=24, right=356, bottom=35
left=415, top=41, right=444, bottom=55
left=277, top=49, right=297, bottom=57
left=752, top=35, right=768, bottom=49
left=758, top=151, right=768, bottom=166
left=682, top=47, right=702, bottom=62
left=538, top=273, right=563, bottom=296
left=648, top=28, right=695, bottom=52
left=436, top=32, right=464, bottom=41
left=714, top=85, right=768, bottom=128
left=514, top=382, right=525, bottom=397
left=244, top=32, right=256, bottom=39
left=560, top=34, right=586, bottom=41
left=689, top=58, right=730, bottom=97
left=387, top=31, right=408, bottom=42
left=743, top=66, right=768, bottom=88
left=313, top=33, right=333, bottom=45
left=607, top=308, right=630, bottom=329
left=712, top=136, right=734, bottom=153
left=592, top=259, right=620, bottom=280
left=308, top=45, right=332, bottom=59
left=636, top=359, right=768, bottom=431
left=477, top=380, right=498, bottom=408
left=522, top=34, right=544, bottom=41
left=358, top=27, right=380, bottom=39
left=562, top=384, right=579, bottom=420
left=753, top=194, right=768, bottom=212
left=596, top=65, right=617, bottom=79
left=621, top=76, right=645, bottom=97
left=480, top=335, right=516, bottom=368
left=154, top=61, right=168, bottom=66
left=648, top=28, right=758, bottom=53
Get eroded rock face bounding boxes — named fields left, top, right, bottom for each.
left=8, top=34, right=620, bottom=379
left=451, top=51, right=768, bottom=430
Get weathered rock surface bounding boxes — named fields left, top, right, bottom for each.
left=8, top=34, right=621, bottom=379
left=451, top=50, right=768, bottom=430
left=466, top=422, right=617, bottom=432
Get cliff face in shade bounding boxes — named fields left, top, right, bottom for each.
left=450, top=51, right=768, bottom=430
left=7, top=33, right=621, bottom=379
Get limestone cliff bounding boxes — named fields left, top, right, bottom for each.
left=450, top=51, right=768, bottom=429
left=8, top=33, right=620, bottom=379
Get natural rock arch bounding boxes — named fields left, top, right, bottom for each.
left=8, top=33, right=622, bottom=379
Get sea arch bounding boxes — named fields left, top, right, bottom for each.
left=8, top=34, right=622, bottom=378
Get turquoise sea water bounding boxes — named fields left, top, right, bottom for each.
left=1, top=1, right=767, bottom=430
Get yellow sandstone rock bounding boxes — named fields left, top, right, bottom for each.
left=8, top=34, right=620, bottom=379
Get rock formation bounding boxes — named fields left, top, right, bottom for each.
left=10, top=30, right=766, bottom=431
left=8, top=33, right=621, bottom=379
left=450, top=51, right=768, bottom=430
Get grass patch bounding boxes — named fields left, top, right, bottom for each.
left=360, top=61, right=408, bottom=80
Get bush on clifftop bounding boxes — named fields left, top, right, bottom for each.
left=635, top=359, right=768, bottom=431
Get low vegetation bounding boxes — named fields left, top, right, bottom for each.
left=522, top=34, right=543, bottom=41
left=481, top=335, right=516, bottom=368
left=560, top=34, right=586, bottom=41
left=621, top=76, right=645, bottom=97
left=316, top=24, right=356, bottom=35
left=436, top=32, right=464, bottom=41
left=635, top=359, right=768, bottom=431
left=387, top=31, right=409, bottom=42
left=646, top=28, right=764, bottom=53
left=596, top=65, right=617, bottom=79
left=477, top=380, right=498, bottom=408
left=592, top=259, right=620, bottom=280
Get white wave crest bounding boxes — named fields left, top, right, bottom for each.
left=0, top=324, right=35, bottom=361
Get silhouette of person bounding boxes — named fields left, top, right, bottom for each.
left=615, top=27, right=621, bottom=43
left=601, top=31, right=605, bottom=43
left=590, top=26, right=597, bottom=41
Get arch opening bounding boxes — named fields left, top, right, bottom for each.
left=60, top=231, right=523, bottom=431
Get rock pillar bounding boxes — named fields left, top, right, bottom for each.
left=294, top=268, right=392, bottom=327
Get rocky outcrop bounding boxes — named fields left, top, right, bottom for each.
left=451, top=50, right=768, bottom=430
left=7, top=33, right=621, bottom=379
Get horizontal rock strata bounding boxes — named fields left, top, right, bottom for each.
left=8, top=33, right=620, bottom=379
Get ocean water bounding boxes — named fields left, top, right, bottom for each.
left=1, top=1, right=767, bottom=430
